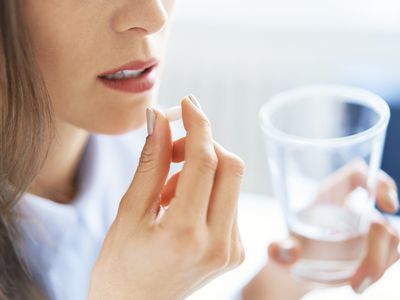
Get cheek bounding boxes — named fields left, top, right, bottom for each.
left=24, top=1, right=169, bottom=135
left=25, top=4, right=96, bottom=120
left=26, top=19, right=144, bottom=133
left=25, top=3, right=89, bottom=86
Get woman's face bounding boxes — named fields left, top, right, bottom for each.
left=23, top=0, right=175, bottom=134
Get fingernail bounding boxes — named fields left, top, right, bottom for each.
left=146, top=108, right=156, bottom=136
left=355, top=277, right=373, bottom=294
left=188, top=93, right=202, bottom=110
left=277, top=240, right=296, bottom=263
left=387, top=189, right=399, bottom=212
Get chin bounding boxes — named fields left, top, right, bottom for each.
left=92, top=110, right=147, bottom=135
left=87, top=121, right=146, bottom=136
left=62, top=90, right=157, bottom=135
left=63, top=105, right=147, bottom=136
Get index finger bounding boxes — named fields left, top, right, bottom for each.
left=163, top=95, right=217, bottom=225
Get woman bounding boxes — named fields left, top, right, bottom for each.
left=0, top=1, right=398, bottom=299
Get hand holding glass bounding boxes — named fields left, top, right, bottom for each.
left=259, top=85, right=390, bottom=285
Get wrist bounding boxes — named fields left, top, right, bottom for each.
left=241, top=262, right=311, bottom=300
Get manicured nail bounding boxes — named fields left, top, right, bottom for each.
left=146, top=108, right=156, bottom=136
left=387, top=189, right=399, bottom=212
left=355, top=277, right=373, bottom=294
left=277, top=240, right=296, bottom=263
left=188, top=94, right=202, bottom=110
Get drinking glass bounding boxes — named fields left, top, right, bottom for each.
left=259, top=85, right=390, bottom=285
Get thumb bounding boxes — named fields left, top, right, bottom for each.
left=268, top=239, right=301, bottom=266
left=119, top=108, right=173, bottom=221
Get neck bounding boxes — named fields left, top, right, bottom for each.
left=28, top=119, right=90, bottom=204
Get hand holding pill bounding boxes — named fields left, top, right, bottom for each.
left=89, top=94, right=245, bottom=300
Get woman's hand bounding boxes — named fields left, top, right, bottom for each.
left=88, top=97, right=245, bottom=300
left=242, top=240, right=312, bottom=300
left=243, top=169, right=399, bottom=300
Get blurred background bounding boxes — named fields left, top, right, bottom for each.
left=159, top=0, right=400, bottom=198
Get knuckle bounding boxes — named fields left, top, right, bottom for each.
left=196, top=116, right=212, bottom=130
left=195, top=148, right=218, bottom=172
left=207, top=251, right=229, bottom=270
left=230, top=241, right=246, bottom=268
left=170, top=227, right=204, bottom=258
left=174, top=226, right=199, bottom=243
left=136, top=142, right=157, bottom=173
left=205, top=241, right=230, bottom=269
left=221, top=153, right=245, bottom=177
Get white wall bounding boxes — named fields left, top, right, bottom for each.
left=158, top=0, right=400, bottom=194
left=172, top=0, right=400, bottom=33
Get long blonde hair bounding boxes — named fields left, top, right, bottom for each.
left=0, top=0, right=55, bottom=298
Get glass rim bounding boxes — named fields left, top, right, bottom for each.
left=259, top=85, right=391, bottom=147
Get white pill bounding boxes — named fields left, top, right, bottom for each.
left=165, top=105, right=182, bottom=122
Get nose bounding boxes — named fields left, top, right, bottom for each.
left=112, top=0, right=168, bottom=35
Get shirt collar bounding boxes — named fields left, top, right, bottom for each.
left=16, top=133, right=106, bottom=252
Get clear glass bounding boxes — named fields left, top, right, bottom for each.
left=259, top=85, right=390, bottom=285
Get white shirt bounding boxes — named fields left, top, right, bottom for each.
left=15, top=119, right=399, bottom=300
left=15, top=122, right=184, bottom=300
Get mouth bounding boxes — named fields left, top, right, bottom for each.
left=97, top=58, right=159, bottom=94
left=99, top=68, right=150, bottom=80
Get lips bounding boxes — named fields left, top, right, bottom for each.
left=97, top=58, right=159, bottom=94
